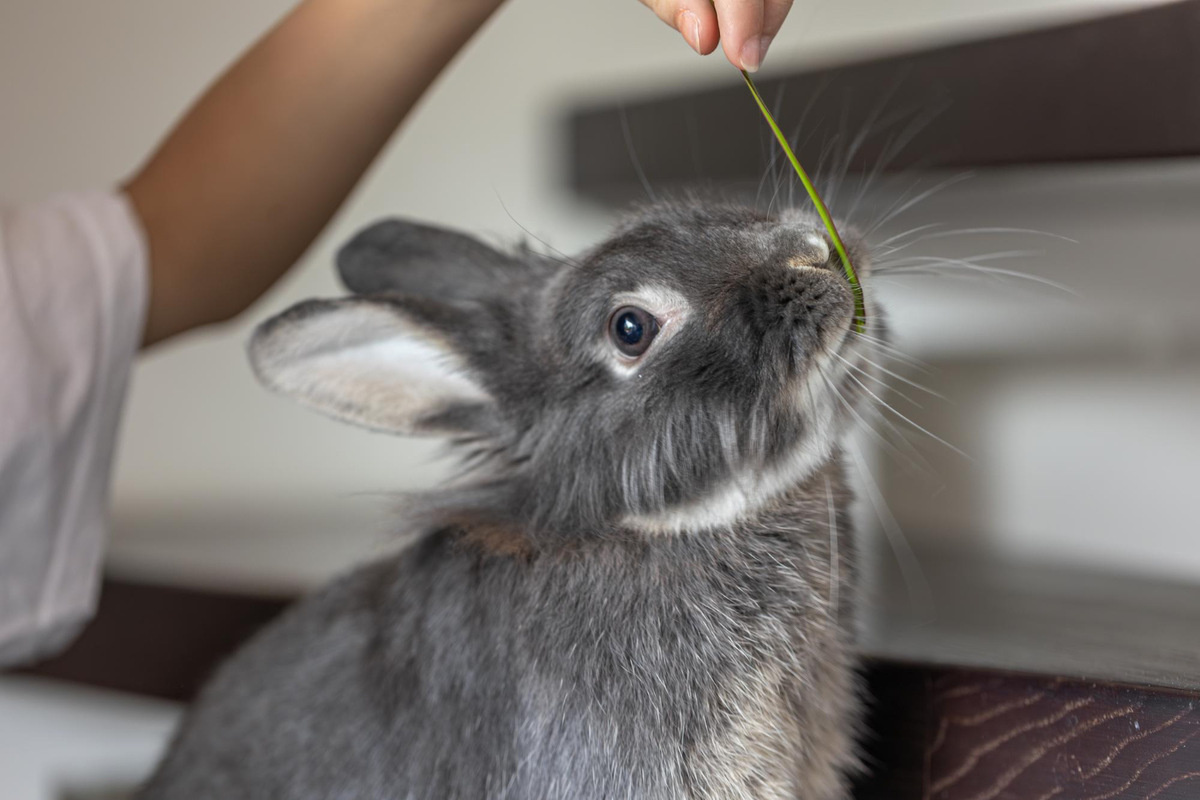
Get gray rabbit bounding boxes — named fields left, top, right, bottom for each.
left=138, top=198, right=884, bottom=800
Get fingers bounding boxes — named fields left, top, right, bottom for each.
left=637, top=0, right=721, bottom=55
left=637, top=0, right=795, bottom=69
left=763, top=0, right=794, bottom=41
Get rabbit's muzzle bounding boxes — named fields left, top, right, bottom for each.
left=742, top=258, right=854, bottom=345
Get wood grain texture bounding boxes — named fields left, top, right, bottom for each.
left=928, top=672, right=1200, bottom=800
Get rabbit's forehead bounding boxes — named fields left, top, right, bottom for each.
left=586, top=215, right=831, bottom=286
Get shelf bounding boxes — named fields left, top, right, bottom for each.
left=863, top=548, right=1200, bottom=694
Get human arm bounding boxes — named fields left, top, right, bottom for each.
left=125, top=0, right=503, bottom=347
left=636, top=0, right=794, bottom=71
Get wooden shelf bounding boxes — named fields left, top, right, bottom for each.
left=863, top=548, right=1200, bottom=694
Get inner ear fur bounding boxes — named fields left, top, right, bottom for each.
left=248, top=297, right=498, bottom=437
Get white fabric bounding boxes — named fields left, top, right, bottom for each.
left=0, top=191, right=148, bottom=667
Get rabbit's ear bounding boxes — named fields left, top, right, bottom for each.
left=248, top=297, right=499, bottom=437
left=337, top=219, right=520, bottom=301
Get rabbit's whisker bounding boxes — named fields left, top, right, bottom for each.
left=849, top=444, right=935, bottom=620
left=823, top=474, right=840, bottom=623
left=847, top=332, right=932, bottom=373
left=843, top=106, right=943, bottom=224
left=873, top=222, right=945, bottom=251
left=619, top=106, right=657, bottom=202
left=875, top=255, right=1076, bottom=295
left=833, top=352, right=925, bottom=410
left=863, top=172, right=973, bottom=238
left=839, top=367, right=970, bottom=460
left=906, top=226, right=1077, bottom=245
left=493, top=191, right=584, bottom=271
left=817, top=356, right=940, bottom=482
left=849, top=351, right=945, bottom=400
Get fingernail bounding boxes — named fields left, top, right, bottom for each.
left=739, top=35, right=773, bottom=72
left=679, top=10, right=702, bottom=54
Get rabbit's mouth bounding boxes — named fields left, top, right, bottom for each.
left=785, top=258, right=826, bottom=274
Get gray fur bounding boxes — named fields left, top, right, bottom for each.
left=138, top=198, right=886, bottom=800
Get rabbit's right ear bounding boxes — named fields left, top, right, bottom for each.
left=337, top=219, right=522, bottom=302
left=248, top=296, right=500, bottom=438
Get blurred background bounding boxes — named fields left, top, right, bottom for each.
left=2, top=0, right=1197, bottom=797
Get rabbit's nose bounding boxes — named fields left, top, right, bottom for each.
left=782, top=231, right=831, bottom=271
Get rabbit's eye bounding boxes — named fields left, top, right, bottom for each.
left=609, top=306, right=660, bottom=358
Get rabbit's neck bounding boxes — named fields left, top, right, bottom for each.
left=621, top=433, right=845, bottom=536
left=491, top=458, right=858, bottom=799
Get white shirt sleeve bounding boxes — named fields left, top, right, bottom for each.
left=0, top=191, right=148, bottom=668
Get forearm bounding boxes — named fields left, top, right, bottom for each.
left=128, top=0, right=501, bottom=346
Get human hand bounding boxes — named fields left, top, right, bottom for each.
left=637, top=0, right=794, bottom=72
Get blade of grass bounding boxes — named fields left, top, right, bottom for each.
left=741, top=70, right=866, bottom=332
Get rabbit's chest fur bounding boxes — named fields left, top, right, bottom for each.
left=140, top=470, right=859, bottom=800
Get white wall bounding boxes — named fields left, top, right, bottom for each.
left=0, top=0, right=1170, bottom=585
left=856, top=160, right=1200, bottom=581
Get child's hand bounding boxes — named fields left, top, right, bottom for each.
left=637, top=0, right=793, bottom=72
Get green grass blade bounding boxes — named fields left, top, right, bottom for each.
left=741, top=70, right=866, bottom=333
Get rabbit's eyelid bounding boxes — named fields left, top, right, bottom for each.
left=609, top=285, right=691, bottom=322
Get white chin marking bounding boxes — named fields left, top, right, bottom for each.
left=621, top=439, right=834, bottom=535
left=623, top=370, right=842, bottom=535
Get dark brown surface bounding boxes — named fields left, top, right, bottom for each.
left=567, top=0, right=1200, bottom=204
left=19, top=579, right=291, bottom=701
left=852, top=663, right=932, bottom=800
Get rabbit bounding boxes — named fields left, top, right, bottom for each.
left=137, top=197, right=885, bottom=800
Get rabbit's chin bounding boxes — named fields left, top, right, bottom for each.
left=620, top=348, right=850, bottom=536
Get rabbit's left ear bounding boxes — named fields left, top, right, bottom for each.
left=337, top=218, right=524, bottom=302
left=248, top=297, right=498, bottom=437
